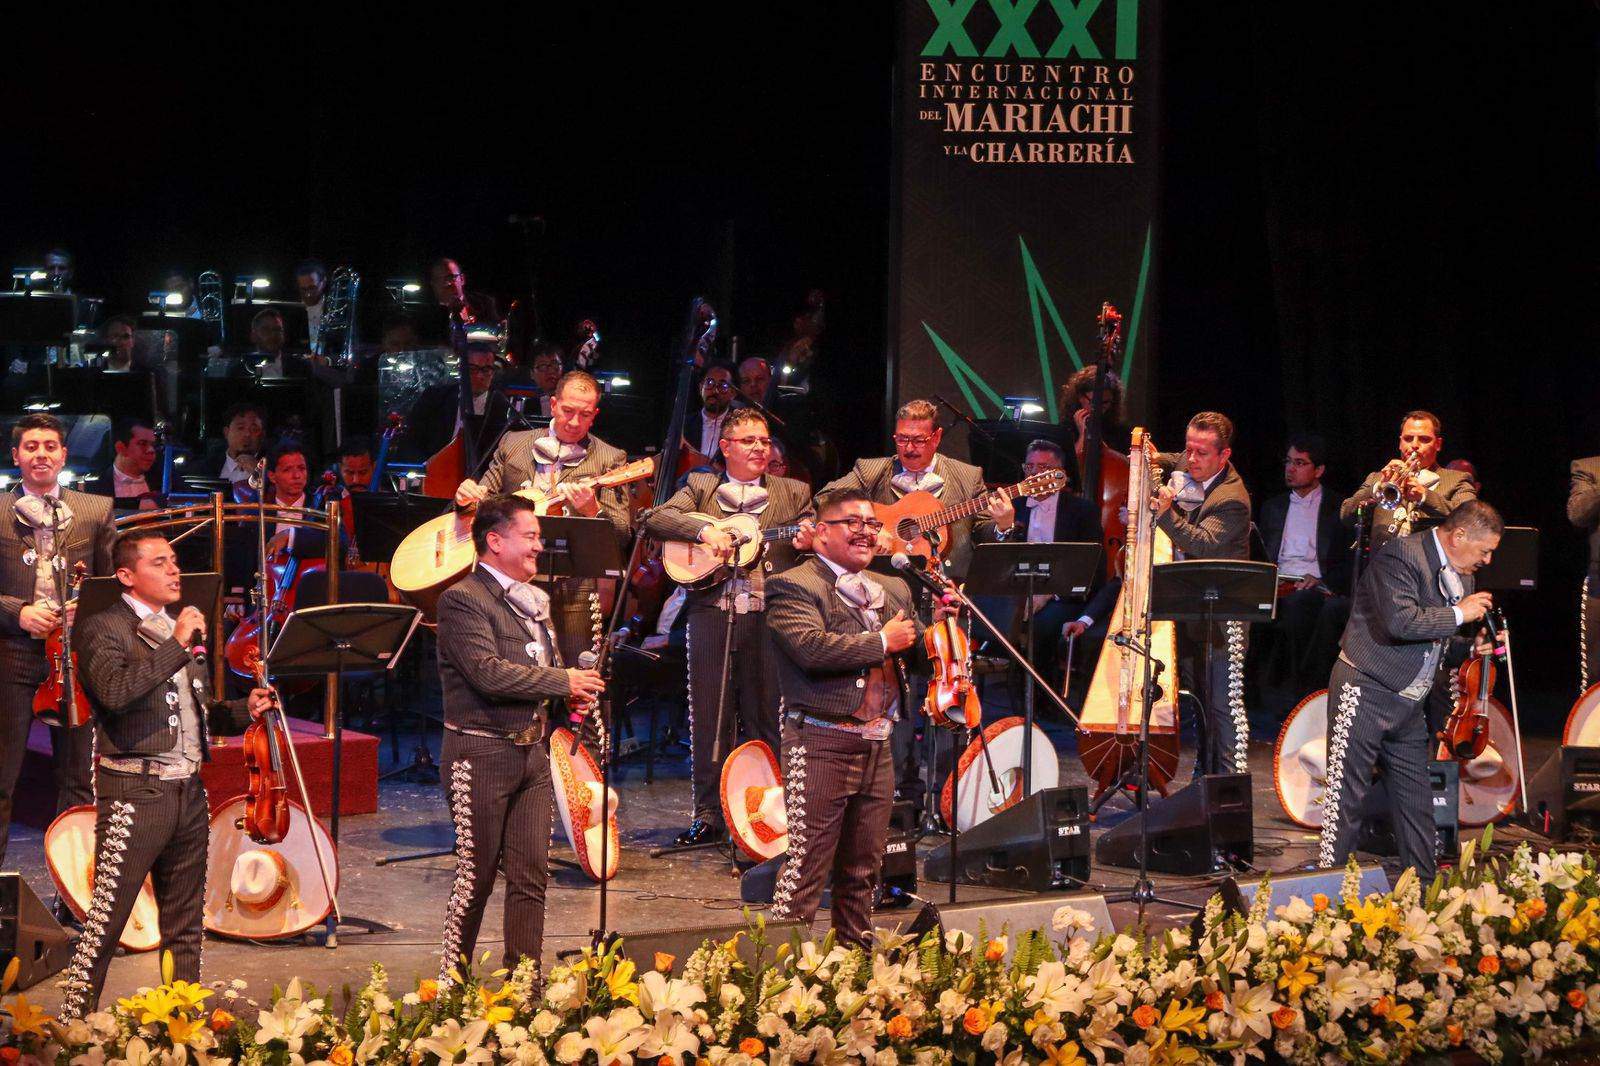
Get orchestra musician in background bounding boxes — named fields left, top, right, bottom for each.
left=1060, top=365, right=1130, bottom=488
left=196, top=402, right=266, bottom=486
left=428, top=257, right=500, bottom=338
left=335, top=437, right=377, bottom=494
left=692, top=364, right=738, bottom=466
left=0, top=414, right=116, bottom=871
left=1151, top=411, right=1253, bottom=776
left=454, top=370, right=631, bottom=666
left=643, top=408, right=816, bottom=847
left=408, top=342, right=513, bottom=462
left=737, top=356, right=774, bottom=408
left=88, top=417, right=162, bottom=510
left=296, top=259, right=328, bottom=350
left=242, top=308, right=312, bottom=380
left=97, top=315, right=140, bottom=373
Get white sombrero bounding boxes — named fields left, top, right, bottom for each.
left=939, top=717, right=1058, bottom=832
left=550, top=729, right=620, bottom=881
left=1564, top=683, right=1600, bottom=746
left=45, top=805, right=162, bottom=953
left=1273, top=689, right=1331, bottom=829
left=204, top=796, right=338, bottom=940
left=1440, top=698, right=1521, bottom=827
left=720, top=740, right=787, bottom=862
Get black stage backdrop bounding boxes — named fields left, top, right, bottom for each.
left=891, top=0, right=1161, bottom=433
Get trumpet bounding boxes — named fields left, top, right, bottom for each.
left=1374, top=451, right=1423, bottom=509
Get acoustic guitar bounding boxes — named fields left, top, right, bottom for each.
left=874, top=468, right=1069, bottom=559
left=389, top=457, right=656, bottom=618
left=659, top=512, right=808, bottom=586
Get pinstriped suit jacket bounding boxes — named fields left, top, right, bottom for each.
left=436, top=566, right=572, bottom=735
left=1153, top=457, right=1251, bottom=561
left=821, top=454, right=993, bottom=578
left=765, top=556, right=923, bottom=719
left=0, top=488, right=116, bottom=678
left=479, top=430, right=632, bottom=542
left=1568, top=457, right=1600, bottom=585
left=643, top=471, right=816, bottom=608
left=1339, top=529, right=1469, bottom=693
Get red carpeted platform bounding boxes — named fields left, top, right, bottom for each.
left=15, top=717, right=379, bottom=828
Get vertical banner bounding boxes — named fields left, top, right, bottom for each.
left=890, top=0, right=1160, bottom=446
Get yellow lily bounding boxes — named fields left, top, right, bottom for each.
left=166, top=980, right=214, bottom=1013
left=1041, top=1040, right=1087, bottom=1066
left=1276, top=958, right=1317, bottom=1002
left=479, top=983, right=517, bottom=1026
left=1348, top=899, right=1399, bottom=939
left=166, top=1012, right=204, bottom=1046
left=5, top=993, right=52, bottom=1040
left=606, top=958, right=641, bottom=1005
left=1156, top=999, right=1208, bottom=1040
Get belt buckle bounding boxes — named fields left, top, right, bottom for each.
left=512, top=724, right=541, bottom=746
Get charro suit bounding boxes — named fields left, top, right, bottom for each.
left=58, top=599, right=249, bottom=1018
left=764, top=556, right=923, bottom=945
left=479, top=429, right=632, bottom=668
left=0, top=487, right=116, bottom=866
left=1568, top=457, right=1600, bottom=689
left=1318, top=529, right=1470, bottom=880
left=821, top=454, right=994, bottom=580
left=643, top=472, right=815, bottom=827
left=1154, top=457, right=1253, bottom=775
left=1339, top=464, right=1476, bottom=551
left=435, top=565, right=572, bottom=978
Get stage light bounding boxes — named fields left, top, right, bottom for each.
left=22, top=399, right=61, bottom=412
left=28, top=270, right=46, bottom=282
left=251, top=277, right=271, bottom=290
left=59, top=470, right=77, bottom=486
left=1003, top=396, right=1043, bottom=420
left=402, top=283, right=421, bottom=293
left=164, top=291, right=185, bottom=307
left=392, top=362, right=413, bottom=373
left=780, top=364, right=793, bottom=376
left=173, top=455, right=186, bottom=466
left=611, top=376, right=631, bottom=389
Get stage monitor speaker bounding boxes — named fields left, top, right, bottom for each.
left=1095, top=773, right=1253, bottom=876
left=740, top=802, right=918, bottom=907
left=1357, top=761, right=1458, bottom=862
left=0, top=872, right=72, bottom=990
left=1525, top=746, right=1600, bottom=841
left=875, top=892, right=1114, bottom=951
left=1232, top=864, right=1389, bottom=909
left=615, top=918, right=810, bottom=969
left=923, top=786, right=1091, bottom=892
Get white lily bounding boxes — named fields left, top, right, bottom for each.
left=412, top=1018, right=493, bottom=1064
left=639, top=1015, right=700, bottom=1060
left=1321, top=961, right=1374, bottom=1021
left=1022, top=961, right=1088, bottom=1018
left=1222, top=979, right=1277, bottom=1041
left=582, top=1006, right=648, bottom=1066
left=639, top=971, right=705, bottom=1019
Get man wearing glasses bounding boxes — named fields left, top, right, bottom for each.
left=691, top=364, right=739, bottom=466
left=456, top=371, right=632, bottom=667
left=408, top=341, right=512, bottom=462
left=645, top=409, right=816, bottom=847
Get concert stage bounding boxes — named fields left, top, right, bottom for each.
left=5, top=720, right=1562, bottom=1014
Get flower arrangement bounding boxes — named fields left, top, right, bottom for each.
left=7, top=829, right=1600, bottom=1064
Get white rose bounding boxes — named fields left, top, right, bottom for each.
left=1317, top=1022, right=1346, bottom=1045
left=1533, top=959, right=1556, bottom=983
left=532, top=1011, right=561, bottom=1038
left=721, top=985, right=745, bottom=1010
left=553, top=1032, right=585, bottom=1064
left=980, top=1022, right=1008, bottom=1053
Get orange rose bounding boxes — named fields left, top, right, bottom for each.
left=1312, top=893, right=1330, bottom=912
left=656, top=952, right=677, bottom=974
left=1447, top=1022, right=1465, bottom=1045
left=659, top=1058, right=676, bottom=1066
left=1442, top=956, right=1458, bottom=971
left=739, top=1038, right=765, bottom=1058
left=963, top=1006, right=992, bottom=1036
left=418, top=978, right=440, bottom=1002
left=1371, top=996, right=1392, bottom=1018
left=209, top=1008, right=236, bottom=1032
left=0, top=1049, right=19, bottom=1065
left=1569, top=990, right=1589, bottom=1010
left=985, top=940, right=1006, bottom=963
left=1205, top=990, right=1225, bottom=1012
left=1524, top=900, right=1548, bottom=920
left=329, top=1047, right=354, bottom=1066
left=1132, top=1004, right=1158, bottom=1028
left=1478, top=956, right=1501, bottom=976
left=887, top=1015, right=913, bottom=1040
left=1272, top=1007, right=1297, bottom=1031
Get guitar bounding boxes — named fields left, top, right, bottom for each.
left=660, top=513, right=808, bottom=585
left=390, top=457, right=656, bottom=618
left=873, top=469, right=1069, bottom=559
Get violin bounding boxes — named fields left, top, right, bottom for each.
left=238, top=672, right=292, bottom=844
left=924, top=613, right=981, bottom=731
left=1440, top=609, right=1503, bottom=761
left=33, top=561, right=91, bottom=728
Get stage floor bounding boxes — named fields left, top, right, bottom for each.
left=7, top=720, right=1560, bottom=1013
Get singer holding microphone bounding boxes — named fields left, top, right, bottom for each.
left=59, top=529, right=271, bottom=1017
left=433, top=494, right=604, bottom=984
left=764, top=489, right=954, bottom=946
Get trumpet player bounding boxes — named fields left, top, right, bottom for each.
left=1340, top=411, right=1476, bottom=550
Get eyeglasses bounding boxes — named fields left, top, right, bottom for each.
left=892, top=434, right=935, bottom=446
left=703, top=380, right=734, bottom=391
left=1021, top=462, right=1060, bottom=473
left=724, top=436, right=772, bottom=448
left=820, top=517, right=885, bottom=534
left=467, top=364, right=496, bottom=374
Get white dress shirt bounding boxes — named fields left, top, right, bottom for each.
left=1025, top=493, right=1060, bottom=543
left=1276, top=485, right=1323, bottom=580
left=698, top=410, right=729, bottom=459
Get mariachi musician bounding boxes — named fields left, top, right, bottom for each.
left=454, top=370, right=631, bottom=666
left=434, top=495, right=605, bottom=980
left=1569, top=454, right=1600, bottom=687
left=1317, top=501, right=1501, bottom=881
left=57, top=529, right=271, bottom=1017
left=0, top=413, right=116, bottom=870
left=643, top=408, right=816, bottom=847
left=1150, top=411, right=1253, bottom=776
left=1340, top=411, right=1477, bottom=552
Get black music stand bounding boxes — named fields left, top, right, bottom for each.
left=78, top=572, right=222, bottom=624
left=967, top=542, right=1102, bottom=793
left=267, top=602, right=422, bottom=947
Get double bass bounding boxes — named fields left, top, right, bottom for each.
left=1079, top=303, right=1130, bottom=581
left=1077, top=429, right=1180, bottom=801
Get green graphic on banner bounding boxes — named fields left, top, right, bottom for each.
left=922, top=0, right=1140, bottom=60
left=924, top=224, right=1152, bottom=422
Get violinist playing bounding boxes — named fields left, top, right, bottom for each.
left=0, top=413, right=116, bottom=872
left=763, top=489, right=956, bottom=946
left=59, top=529, right=271, bottom=1018
left=1317, top=500, right=1501, bottom=882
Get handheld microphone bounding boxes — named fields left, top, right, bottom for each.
left=188, top=637, right=208, bottom=667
